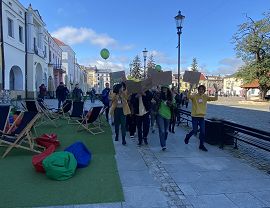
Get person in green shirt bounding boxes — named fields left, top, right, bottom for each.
left=184, top=83, right=219, bottom=151
left=154, top=86, right=173, bottom=151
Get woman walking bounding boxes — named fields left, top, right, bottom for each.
left=155, top=85, right=173, bottom=151
left=110, top=83, right=130, bottom=145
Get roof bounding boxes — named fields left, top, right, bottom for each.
left=200, top=73, right=207, bottom=81
left=241, top=79, right=259, bottom=89
left=53, top=37, right=66, bottom=46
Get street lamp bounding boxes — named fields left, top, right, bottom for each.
left=142, top=48, right=148, bottom=79
left=175, top=10, right=185, bottom=93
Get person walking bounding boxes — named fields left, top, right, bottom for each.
left=101, top=83, right=111, bottom=122
left=184, top=83, right=219, bottom=151
left=169, top=86, right=178, bottom=134
left=155, top=85, right=173, bottom=151
left=110, top=83, right=130, bottom=145
left=90, top=88, right=96, bottom=103
left=39, top=84, right=47, bottom=100
left=72, top=84, right=83, bottom=101
left=130, top=90, right=153, bottom=145
left=56, top=82, right=69, bottom=109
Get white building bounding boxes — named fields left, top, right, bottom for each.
left=2, top=0, right=26, bottom=98
left=95, top=68, right=111, bottom=94
left=25, top=4, right=48, bottom=98
left=53, top=37, right=75, bottom=89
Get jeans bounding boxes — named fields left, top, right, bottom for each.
left=126, top=114, right=136, bottom=136
left=114, top=108, right=126, bottom=139
left=136, top=112, right=150, bottom=142
left=157, top=114, right=170, bottom=148
left=186, top=117, right=205, bottom=146
left=58, top=99, right=65, bottom=109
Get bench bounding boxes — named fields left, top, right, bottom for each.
left=222, top=120, right=270, bottom=152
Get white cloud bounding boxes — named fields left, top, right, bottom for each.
left=51, top=26, right=133, bottom=50
left=216, top=57, right=244, bottom=75
left=150, top=50, right=177, bottom=65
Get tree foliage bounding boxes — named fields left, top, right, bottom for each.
left=191, top=58, right=198, bottom=71
left=233, top=12, right=270, bottom=99
left=130, top=55, right=143, bottom=80
left=147, top=54, right=156, bottom=71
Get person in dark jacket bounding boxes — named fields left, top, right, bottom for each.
left=56, top=82, right=69, bottom=109
left=39, top=84, right=47, bottom=100
left=102, top=83, right=111, bottom=122
left=130, top=90, right=153, bottom=145
left=73, top=84, right=83, bottom=101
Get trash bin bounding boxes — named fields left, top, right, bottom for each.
left=205, top=119, right=224, bottom=145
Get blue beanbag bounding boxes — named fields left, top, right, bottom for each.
left=64, top=142, right=91, bottom=168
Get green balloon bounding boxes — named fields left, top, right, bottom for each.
left=100, top=48, right=110, bottom=60
left=155, top=65, right=162, bottom=72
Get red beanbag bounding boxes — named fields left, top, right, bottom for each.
left=36, top=133, right=60, bottom=148
left=32, top=145, right=56, bottom=173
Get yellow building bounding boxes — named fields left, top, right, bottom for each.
left=223, top=74, right=244, bottom=96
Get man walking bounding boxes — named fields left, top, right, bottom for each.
left=130, top=90, right=153, bottom=145
left=102, top=82, right=111, bottom=122
left=184, top=83, right=219, bottom=151
left=56, top=82, right=69, bottom=109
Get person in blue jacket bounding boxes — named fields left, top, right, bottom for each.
left=102, top=82, right=111, bottom=122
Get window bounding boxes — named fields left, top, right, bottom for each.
left=49, top=50, right=51, bottom=62
left=8, top=18, right=14, bottom=37
left=62, top=52, right=68, bottom=60
left=19, top=26, right=23, bottom=43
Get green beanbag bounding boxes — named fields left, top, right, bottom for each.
left=42, top=151, right=77, bottom=181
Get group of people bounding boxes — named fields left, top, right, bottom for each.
left=102, top=81, right=219, bottom=152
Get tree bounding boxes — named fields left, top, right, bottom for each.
left=233, top=12, right=270, bottom=100
left=130, top=55, right=143, bottom=80
left=147, top=54, right=156, bottom=72
left=191, top=58, right=198, bottom=71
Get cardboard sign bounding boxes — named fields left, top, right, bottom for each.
left=125, top=78, right=153, bottom=94
left=151, top=71, right=172, bottom=86
left=183, top=71, right=201, bottom=84
left=110, top=71, right=126, bottom=85
left=125, top=80, right=141, bottom=94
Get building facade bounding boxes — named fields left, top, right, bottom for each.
left=2, top=0, right=26, bottom=98
left=223, top=74, right=244, bottom=96
left=95, top=68, right=111, bottom=93
left=53, top=37, right=75, bottom=89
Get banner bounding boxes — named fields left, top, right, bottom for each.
left=183, top=71, right=201, bottom=84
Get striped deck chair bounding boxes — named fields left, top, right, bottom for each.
left=0, top=111, right=44, bottom=158
left=0, top=105, right=11, bottom=134
left=59, top=99, right=72, bottom=119
left=77, top=106, right=104, bottom=135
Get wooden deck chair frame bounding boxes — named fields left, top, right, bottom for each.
left=0, top=112, right=44, bottom=158
left=68, top=101, right=84, bottom=124
left=60, top=99, right=72, bottom=120
left=36, top=100, right=58, bottom=127
left=0, top=105, right=11, bottom=134
left=25, top=100, right=57, bottom=127
left=98, top=106, right=108, bottom=126
left=77, top=106, right=104, bottom=135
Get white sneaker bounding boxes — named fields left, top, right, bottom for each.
left=130, top=135, right=134, bottom=138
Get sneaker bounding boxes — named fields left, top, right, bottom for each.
left=115, top=136, right=119, bottom=141
left=184, top=135, right=189, bottom=144
left=122, top=141, right=126, bottom=145
left=130, top=135, right=134, bottom=138
left=199, top=145, right=208, bottom=152
left=144, top=140, right=148, bottom=145
left=162, top=147, right=166, bottom=151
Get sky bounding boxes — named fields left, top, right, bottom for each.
left=20, top=0, right=269, bottom=75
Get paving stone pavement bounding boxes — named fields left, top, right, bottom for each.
left=38, top=99, right=270, bottom=208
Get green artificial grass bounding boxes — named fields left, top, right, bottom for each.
left=0, top=119, right=124, bottom=208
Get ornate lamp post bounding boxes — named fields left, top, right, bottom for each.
left=175, top=11, right=185, bottom=93
left=142, top=48, right=148, bottom=79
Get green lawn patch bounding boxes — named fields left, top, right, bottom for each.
left=0, top=119, right=124, bottom=208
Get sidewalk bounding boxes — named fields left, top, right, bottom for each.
left=42, top=100, right=270, bottom=208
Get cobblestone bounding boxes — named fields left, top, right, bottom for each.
left=129, top=136, right=192, bottom=208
